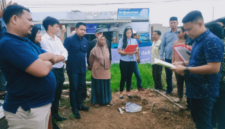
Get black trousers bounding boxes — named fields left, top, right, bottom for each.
left=152, top=64, right=163, bottom=90
left=51, top=67, right=65, bottom=118
left=119, top=60, right=135, bottom=92
left=175, top=73, right=185, bottom=98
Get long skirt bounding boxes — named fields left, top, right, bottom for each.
left=91, top=77, right=112, bottom=105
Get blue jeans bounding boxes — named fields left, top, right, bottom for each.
left=211, top=90, right=225, bottom=129
left=190, top=97, right=216, bottom=129
left=165, top=59, right=173, bottom=93
left=67, top=71, right=86, bottom=111
left=0, top=71, right=6, bottom=92
left=134, top=62, right=142, bottom=88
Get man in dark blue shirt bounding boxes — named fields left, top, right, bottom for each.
left=64, top=22, right=89, bottom=119
left=0, top=5, right=57, bottom=129
left=0, top=16, right=7, bottom=98
left=171, top=11, right=224, bottom=129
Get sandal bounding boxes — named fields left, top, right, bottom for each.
left=127, top=95, right=132, bottom=98
left=109, top=101, right=113, bottom=106
left=95, top=104, right=100, bottom=108
left=173, top=98, right=180, bottom=103
left=119, top=96, right=124, bottom=99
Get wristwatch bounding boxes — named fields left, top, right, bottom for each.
left=184, top=67, right=190, bottom=75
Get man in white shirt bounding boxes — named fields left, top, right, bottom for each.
left=151, top=30, right=163, bottom=90
left=40, top=16, right=68, bottom=129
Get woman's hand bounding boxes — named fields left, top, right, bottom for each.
left=88, top=66, right=92, bottom=71
left=126, top=51, right=135, bottom=56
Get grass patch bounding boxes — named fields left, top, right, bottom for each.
left=85, top=63, right=166, bottom=92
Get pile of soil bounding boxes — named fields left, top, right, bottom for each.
left=58, top=90, right=195, bottom=129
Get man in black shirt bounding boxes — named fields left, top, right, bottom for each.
left=87, top=29, right=112, bottom=70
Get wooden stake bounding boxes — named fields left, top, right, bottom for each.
left=154, top=90, right=184, bottom=108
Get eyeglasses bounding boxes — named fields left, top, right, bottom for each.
left=177, top=31, right=181, bottom=34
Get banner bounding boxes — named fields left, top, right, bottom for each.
left=117, top=8, right=149, bottom=20
left=111, top=46, right=151, bottom=64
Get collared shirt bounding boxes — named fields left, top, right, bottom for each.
left=151, top=40, right=161, bottom=64
left=0, top=18, right=6, bottom=40
left=160, top=30, right=178, bottom=60
left=220, top=40, right=225, bottom=91
left=118, top=38, right=138, bottom=62
left=0, top=32, right=56, bottom=113
left=87, top=38, right=112, bottom=66
left=0, top=18, right=7, bottom=71
left=186, top=29, right=224, bottom=99
left=40, top=33, right=68, bottom=69
left=64, top=34, right=88, bottom=74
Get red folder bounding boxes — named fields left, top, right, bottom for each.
left=124, top=45, right=138, bottom=52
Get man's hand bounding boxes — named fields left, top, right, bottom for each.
left=173, top=62, right=184, bottom=66
left=170, top=65, right=186, bottom=75
left=6, top=1, right=17, bottom=7
left=49, top=55, right=57, bottom=65
left=62, top=27, right=66, bottom=34
left=137, top=58, right=141, bottom=64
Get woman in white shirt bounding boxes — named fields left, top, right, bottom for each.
left=118, top=26, right=138, bottom=99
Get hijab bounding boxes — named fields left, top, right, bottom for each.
left=92, top=35, right=110, bottom=70
left=28, top=25, right=41, bottom=47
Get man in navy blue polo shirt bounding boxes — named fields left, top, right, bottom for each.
left=171, top=11, right=224, bottom=129
left=64, top=22, right=89, bottom=119
left=0, top=5, right=57, bottom=129
left=0, top=1, right=16, bottom=99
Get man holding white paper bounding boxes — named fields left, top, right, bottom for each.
left=160, top=17, right=178, bottom=94
left=171, top=11, right=223, bottom=129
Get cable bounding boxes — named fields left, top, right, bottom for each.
left=15, top=0, right=221, bottom=8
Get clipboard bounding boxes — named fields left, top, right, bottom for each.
left=173, top=45, right=191, bottom=62
left=124, top=45, right=138, bottom=52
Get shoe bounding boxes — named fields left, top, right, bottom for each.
left=138, top=87, right=145, bottom=91
left=78, top=105, right=90, bottom=111
left=127, top=95, right=132, bottom=98
left=73, top=110, right=81, bottom=119
left=52, top=121, right=60, bottom=129
left=54, top=115, right=67, bottom=122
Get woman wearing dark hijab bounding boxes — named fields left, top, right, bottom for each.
left=28, top=25, right=42, bottom=47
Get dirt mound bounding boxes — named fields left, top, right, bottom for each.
left=58, top=90, right=195, bottom=129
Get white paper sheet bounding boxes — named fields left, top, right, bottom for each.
left=154, top=58, right=175, bottom=68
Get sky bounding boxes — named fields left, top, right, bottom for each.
left=6, top=0, right=225, bottom=26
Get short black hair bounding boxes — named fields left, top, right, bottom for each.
left=216, top=18, right=225, bottom=26
left=3, top=4, right=30, bottom=24
left=205, top=22, right=224, bottom=39
left=75, top=22, right=86, bottom=28
left=153, top=30, right=161, bottom=36
left=42, top=16, right=60, bottom=31
left=182, top=10, right=204, bottom=23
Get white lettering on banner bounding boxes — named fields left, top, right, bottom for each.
left=140, top=50, right=151, bottom=56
